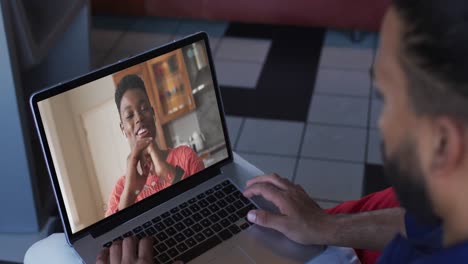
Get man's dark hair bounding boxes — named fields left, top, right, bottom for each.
left=115, top=74, right=148, bottom=114
left=393, top=0, right=468, bottom=120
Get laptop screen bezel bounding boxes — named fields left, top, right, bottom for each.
left=29, top=32, right=234, bottom=243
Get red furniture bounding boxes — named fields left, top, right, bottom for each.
left=92, top=0, right=391, bottom=31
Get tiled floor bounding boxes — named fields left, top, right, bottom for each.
left=91, top=16, right=385, bottom=208
left=236, top=118, right=304, bottom=156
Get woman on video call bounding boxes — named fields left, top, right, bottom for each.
left=105, top=74, right=205, bottom=217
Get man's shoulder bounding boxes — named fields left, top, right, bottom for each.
left=404, top=213, right=442, bottom=241
left=378, top=213, right=446, bottom=264
left=418, top=241, right=468, bottom=263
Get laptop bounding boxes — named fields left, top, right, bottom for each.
left=30, top=32, right=324, bottom=264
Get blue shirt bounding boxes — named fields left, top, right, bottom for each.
left=377, top=213, right=468, bottom=263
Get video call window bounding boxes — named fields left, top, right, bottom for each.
left=38, top=40, right=228, bottom=233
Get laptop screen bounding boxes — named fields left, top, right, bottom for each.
left=36, top=39, right=229, bottom=233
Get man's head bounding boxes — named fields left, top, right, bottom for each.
left=375, top=0, right=468, bottom=226
left=115, top=74, right=157, bottom=148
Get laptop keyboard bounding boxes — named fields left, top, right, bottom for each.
left=102, top=180, right=257, bottom=264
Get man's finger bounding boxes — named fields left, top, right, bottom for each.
left=95, top=248, right=109, bottom=264
left=247, top=209, right=288, bottom=233
left=122, top=237, right=137, bottom=263
left=109, top=240, right=122, bottom=264
left=243, top=182, right=289, bottom=212
left=138, top=237, right=154, bottom=261
left=246, top=174, right=291, bottom=191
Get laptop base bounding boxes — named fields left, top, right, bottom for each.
left=74, top=153, right=325, bottom=263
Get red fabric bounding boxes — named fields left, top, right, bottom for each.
left=91, top=0, right=391, bottom=31
left=325, top=187, right=400, bottom=264
left=92, top=0, right=145, bottom=16
left=105, top=146, right=204, bottom=217
left=143, top=0, right=204, bottom=20
left=203, top=0, right=391, bottom=31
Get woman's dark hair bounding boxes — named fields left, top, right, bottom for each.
left=393, top=0, right=468, bottom=120
left=115, top=74, right=148, bottom=113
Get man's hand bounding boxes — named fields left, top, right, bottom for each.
left=243, top=174, right=406, bottom=251
left=96, top=237, right=153, bottom=264
left=96, top=236, right=184, bottom=264
left=243, top=174, right=336, bottom=245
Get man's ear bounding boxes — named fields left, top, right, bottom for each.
left=120, top=122, right=126, bottom=138
left=430, top=117, right=464, bottom=175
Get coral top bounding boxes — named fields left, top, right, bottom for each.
left=105, top=146, right=204, bottom=217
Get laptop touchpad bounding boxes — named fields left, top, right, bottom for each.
left=208, top=246, right=255, bottom=264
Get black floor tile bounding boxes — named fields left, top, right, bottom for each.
left=363, top=163, right=391, bottom=196
left=221, top=23, right=325, bottom=122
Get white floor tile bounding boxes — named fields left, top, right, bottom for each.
left=237, top=118, right=304, bottom=156
left=215, top=37, right=272, bottom=63
left=225, top=116, right=244, bottom=147
left=207, top=37, right=221, bottom=52
left=214, top=60, right=263, bottom=88
left=308, top=95, right=369, bottom=127
left=301, top=124, right=367, bottom=162
left=238, top=153, right=297, bottom=180
left=319, top=47, right=374, bottom=70
left=367, top=129, right=383, bottom=165
left=314, top=69, right=371, bottom=97
left=295, top=159, right=364, bottom=201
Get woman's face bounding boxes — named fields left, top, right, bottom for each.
left=119, top=88, right=157, bottom=148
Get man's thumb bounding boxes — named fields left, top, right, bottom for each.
left=247, top=209, right=285, bottom=231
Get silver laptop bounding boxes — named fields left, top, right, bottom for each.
left=30, top=32, right=323, bottom=264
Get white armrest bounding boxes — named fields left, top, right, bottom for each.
left=24, top=233, right=82, bottom=264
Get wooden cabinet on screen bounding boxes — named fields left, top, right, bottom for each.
left=112, top=49, right=196, bottom=150
left=145, top=49, right=196, bottom=124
